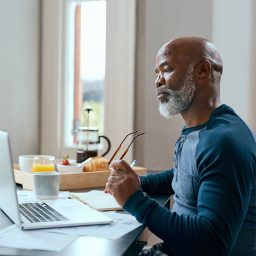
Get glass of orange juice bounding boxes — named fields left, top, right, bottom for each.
left=32, top=155, right=55, bottom=173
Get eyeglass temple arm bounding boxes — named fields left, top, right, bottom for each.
left=119, top=132, right=145, bottom=160
left=107, top=131, right=138, bottom=165
left=107, top=144, right=121, bottom=165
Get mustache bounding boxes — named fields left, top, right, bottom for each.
left=156, top=86, right=175, bottom=96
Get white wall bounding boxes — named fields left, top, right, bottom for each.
left=135, top=0, right=256, bottom=170
left=40, top=0, right=63, bottom=157
left=135, top=0, right=214, bottom=170
left=250, top=0, right=256, bottom=131
left=0, top=0, right=40, bottom=163
left=212, top=0, right=254, bottom=126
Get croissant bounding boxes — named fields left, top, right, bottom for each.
left=83, top=157, right=109, bottom=172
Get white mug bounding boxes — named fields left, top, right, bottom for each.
left=19, top=155, right=35, bottom=172
left=33, top=172, right=60, bottom=200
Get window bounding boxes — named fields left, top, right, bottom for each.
left=41, top=0, right=136, bottom=162
left=65, top=1, right=106, bottom=148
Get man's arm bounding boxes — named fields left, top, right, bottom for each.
left=140, top=169, right=174, bottom=195
left=124, top=136, right=255, bottom=255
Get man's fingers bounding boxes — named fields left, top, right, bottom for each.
left=105, top=181, right=114, bottom=192
left=108, top=175, right=118, bottom=182
left=110, top=159, right=132, bottom=171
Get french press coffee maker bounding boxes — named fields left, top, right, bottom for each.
left=76, top=127, right=111, bottom=163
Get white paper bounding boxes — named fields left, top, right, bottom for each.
left=47, top=211, right=142, bottom=240
left=70, top=190, right=122, bottom=211
left=0, top=225, right=77, bottom=251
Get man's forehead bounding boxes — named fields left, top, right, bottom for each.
left=156, top=41, right=198, bottom=66
left=157, top=40, right=187, bottom=61
left=156, top=45, right=171, bottom=63
left=156, top=44, right=182, bottom=67
left=157, top=43, right=173, bottom=57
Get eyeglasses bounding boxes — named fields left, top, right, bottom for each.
left=107, top=131, right=145, bottom=165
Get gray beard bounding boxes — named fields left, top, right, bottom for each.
left=157, top=64, right=195, bottom=118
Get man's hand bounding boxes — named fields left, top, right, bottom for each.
left=105, top=160, right=141, bottom=206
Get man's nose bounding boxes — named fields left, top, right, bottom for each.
left=155, top=73, right=165, bottom=88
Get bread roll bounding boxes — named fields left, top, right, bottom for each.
left=83, top=157, right=109, bottom=172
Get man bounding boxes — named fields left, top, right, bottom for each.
left=105, top=37, right=256, bottom=255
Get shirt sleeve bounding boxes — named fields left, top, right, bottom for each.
left=124, top=134, right=255, bottom=255
left=140, top=169, right=174, bottom=195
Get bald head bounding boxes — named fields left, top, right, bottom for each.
left=159, top=37, right=223, bottom=75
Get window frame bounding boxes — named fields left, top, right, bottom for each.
left=40, top=0, right=136, bottom=162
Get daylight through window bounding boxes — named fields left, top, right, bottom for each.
left=66, top=0, right=106, bottom=147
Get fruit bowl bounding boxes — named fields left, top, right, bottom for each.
left=56, top=162, right=84, bottom=174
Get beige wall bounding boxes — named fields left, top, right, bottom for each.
left=135, top=0, right=256, bottom=170
left=212, top=0, right=255, bottom=127
left=250, top=0, right=256, bottom=131
left=135, top=0, right=214, bottom=170
left=0, top=0, right=40, bottom=162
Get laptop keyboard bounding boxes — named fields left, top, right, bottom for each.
left=19, top=202, right=69, bottom=223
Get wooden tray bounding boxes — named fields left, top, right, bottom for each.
left=13, top=164, right=147, bottom=191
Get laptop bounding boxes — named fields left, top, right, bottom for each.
left=0, top=131, right=112, bottom=230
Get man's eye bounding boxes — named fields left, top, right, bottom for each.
left=163, top=66, right=171, bottom=72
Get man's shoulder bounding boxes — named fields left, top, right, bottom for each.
left=200, top=107, right=255, bottom=146
left=198, top=123, right=236, bottom=149
left=196, top=114, right=256, bottom=162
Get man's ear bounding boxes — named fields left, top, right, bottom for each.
left=197, top=60, right=211, bottom=79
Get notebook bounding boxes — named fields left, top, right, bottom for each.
left=69, top=190, right=122, bottom=211
left=0, top=131, right=112, bottom=230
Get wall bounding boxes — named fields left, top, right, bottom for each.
left=0, top=0, right=40, bottom=162
left=250, top=0, right=256, bottom=131
left=135, top=0, right=214, bottom=170
left=212, top=0, right=256, bottom=131
left=135, top=0, right=256, bottom=170
left=40, top=0, right=63, bottom=157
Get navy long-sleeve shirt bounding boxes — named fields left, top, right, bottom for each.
left=124, top=105, right=256, bottom=255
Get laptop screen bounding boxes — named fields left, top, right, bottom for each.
left=0, top=131, right=22, bottom=227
